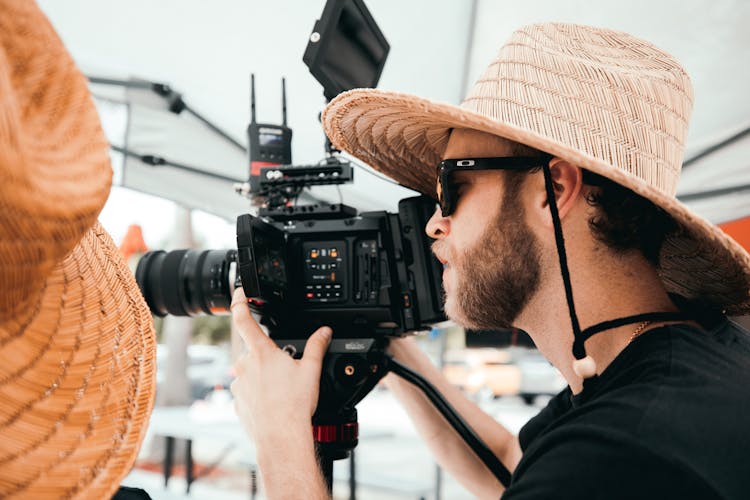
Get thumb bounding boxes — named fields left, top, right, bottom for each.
left=301, top=326, right=332, bottom=371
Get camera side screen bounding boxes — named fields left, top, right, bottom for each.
left=254, top=232, right=287, bottom=291
left=236, top=214, right=287, bottom=301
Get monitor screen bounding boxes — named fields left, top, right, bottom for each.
left=304, top=0, right=390, bottom=101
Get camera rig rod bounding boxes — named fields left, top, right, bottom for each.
left=383, top=355, right=512, bottom=488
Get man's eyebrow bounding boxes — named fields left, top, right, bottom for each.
left=450, top=171, right=474, bottom=182
left=451, top=170, right=472, bottom=182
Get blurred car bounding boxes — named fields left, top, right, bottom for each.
left=156, top=344, right=233, bottom=401
left=443, top=347, right=566, bottom=404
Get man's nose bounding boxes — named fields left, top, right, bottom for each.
left=425, top=206, right=449, bottom=239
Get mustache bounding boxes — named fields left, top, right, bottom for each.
left=431, top=240, right=448, bottom=263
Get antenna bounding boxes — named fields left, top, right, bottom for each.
left=281, top=77, right=288, bottom=127
left=250, top=73, right=257, bottom=124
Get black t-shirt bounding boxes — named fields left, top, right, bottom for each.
left=503, top=319, right=750, bottom=500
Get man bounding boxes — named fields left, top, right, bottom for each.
left=231, top=23, right=750, bottom=499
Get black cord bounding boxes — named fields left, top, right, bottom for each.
left=385, top=356, right=512, bottom=488
left=683, top=126, right=750, bottom=168
left=579, top=312, right=694, bottom=342
left=542, top=164, right=584, bottom=359
left=87, top=75, right=247, bottom=153
left=336, top=185, right=343, bottom=205
left=181, top=102, right=247, bottom=153
left=111, top=145, right=242, bottom=183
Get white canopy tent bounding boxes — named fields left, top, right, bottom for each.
left=39, top=0, right=750, bottom=225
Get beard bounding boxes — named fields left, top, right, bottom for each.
left=436, top=198, right=542, bottom=331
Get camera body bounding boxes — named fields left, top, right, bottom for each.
left=237, top=195, right=443, bottom=346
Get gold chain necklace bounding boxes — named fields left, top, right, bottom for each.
left=628, top=320, right=652, bottom=344
left=573, top=320, right=654, bottom=378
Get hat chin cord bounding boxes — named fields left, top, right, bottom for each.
left=540, top=165, right=692, bottom=384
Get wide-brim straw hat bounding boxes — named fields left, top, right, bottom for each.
left=0, top=1, right=156, bottom=498
left=323, top=22, right=750, bottom=315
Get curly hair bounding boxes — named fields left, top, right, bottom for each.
left=581, top=170, right=678, bottom=266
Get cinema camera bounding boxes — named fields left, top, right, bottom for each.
left=134, top=0, right=518, bottom=489
left=135, top=193, right=444, bottom=404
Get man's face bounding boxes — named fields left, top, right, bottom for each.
left=427, top=130, right=542, bottom=330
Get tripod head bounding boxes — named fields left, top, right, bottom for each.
left=302, top=338, right=513, bottom=492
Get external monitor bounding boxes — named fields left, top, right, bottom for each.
left=303, top=0, right=390, bottom=101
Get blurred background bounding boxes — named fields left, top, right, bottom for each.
left=38, top=0, right=750, bottom=498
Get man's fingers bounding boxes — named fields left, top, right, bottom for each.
left=302, top=326, right=332, bottom=370
left=231, top=287, right=274, bottom=351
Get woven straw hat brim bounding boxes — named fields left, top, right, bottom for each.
left=322, top=89, right=750, bottom=315
left=0, top=0, right=112, bottom=325
left=0, top=1, right=157, bottom=497
left=0, top=222, right=156, bottom=499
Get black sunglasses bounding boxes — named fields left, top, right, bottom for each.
left=435, top=156, right=551, bottom=216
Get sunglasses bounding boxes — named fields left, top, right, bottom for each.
left=435, top=156, right=551, bottom=216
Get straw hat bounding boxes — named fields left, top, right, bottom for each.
left=0, top=1, right=156, bottom=498
left=323, top=22, right=750, bottom=315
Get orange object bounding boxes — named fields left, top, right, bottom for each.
left=720, top=217, right=750, bottom=253
left=120, top=224, right=149, bottom=260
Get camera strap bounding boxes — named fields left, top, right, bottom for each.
left=540, top=164, right=693, bottom=384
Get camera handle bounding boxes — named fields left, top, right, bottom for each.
left=382, top=355, right=513, bottom=488
left=308, top=347, right=512, bottom=494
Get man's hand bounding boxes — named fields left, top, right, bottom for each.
left=230, top=288, right=332, bottom=499
left=229, top=287, right=332, bottom=444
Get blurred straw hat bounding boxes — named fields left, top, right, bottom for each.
left=0, top=1, right=156, bottom=498
left=323, top=22, right=750, bottom=315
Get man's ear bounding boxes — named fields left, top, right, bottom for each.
left=529, top=158, right=584, bottom=228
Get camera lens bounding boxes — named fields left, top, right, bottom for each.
left=135, top=249, right=237, bottom=316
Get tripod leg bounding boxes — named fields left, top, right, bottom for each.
left=249, top=466, right=257, bottom=500
left=320, top=456, right=334, bottom=495
left=186, top=439, right=194, bottom=493
left=349, top=449, right=356, bottom=500
left=164, top=436, right=174, bottom=487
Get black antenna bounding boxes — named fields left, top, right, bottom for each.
left=281, top=77, right=288, bottom=127
left=250, top=73, right=257, bottom=124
